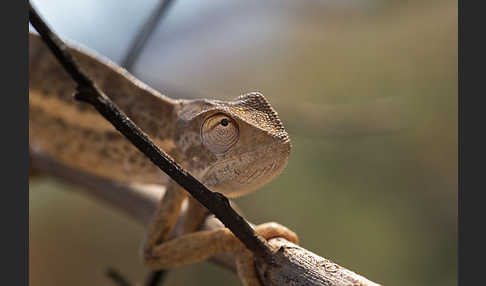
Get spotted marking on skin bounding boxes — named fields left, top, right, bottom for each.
left=177, top=131, right=201, bottom=153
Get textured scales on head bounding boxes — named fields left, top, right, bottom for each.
left=228, top=92, right=290, bottom=145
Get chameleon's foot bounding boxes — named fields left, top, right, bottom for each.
left=236, top=222, right=299, bottom=286
left=254, top=222, right=299, bottom=245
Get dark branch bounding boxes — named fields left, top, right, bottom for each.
left=28, top=2, right=272, bottom=260
left=121, top=0, right=175, bottom=71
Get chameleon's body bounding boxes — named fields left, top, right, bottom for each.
left=29, top=32, right=298, bottom=285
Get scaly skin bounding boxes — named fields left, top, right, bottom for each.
left=29, top=32, right=298, bottom=285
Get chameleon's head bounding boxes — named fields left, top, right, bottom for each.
left=175, top=92, right=291, bottom=198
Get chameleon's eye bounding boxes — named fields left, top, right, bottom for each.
left=201, top=113, right=239, bottom=154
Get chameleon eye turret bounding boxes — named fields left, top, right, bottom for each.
left=201, top=113, right=239, bottom=154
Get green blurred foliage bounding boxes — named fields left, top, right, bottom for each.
left=30, top=1, right=457, bottom=285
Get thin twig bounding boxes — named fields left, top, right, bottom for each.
left=123, top=2, right=178, bottom=284
left=28, top=1, right=273, bottom=261
left=106, top=267, right=133, bottom=286
left=121, top=0, right=175, bottom=72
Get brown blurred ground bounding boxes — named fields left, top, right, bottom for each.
left=30, top=0, right=457, bottom=285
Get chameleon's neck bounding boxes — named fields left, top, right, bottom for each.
left=29, top=32, right=179, bottom=141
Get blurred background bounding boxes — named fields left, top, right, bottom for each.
left=29, top=0, right=457, bottom=285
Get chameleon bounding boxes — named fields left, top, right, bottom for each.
left=29, top=32, right=298, bottom=286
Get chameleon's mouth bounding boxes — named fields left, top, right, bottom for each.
left=202, top=141, right=290, bottom=198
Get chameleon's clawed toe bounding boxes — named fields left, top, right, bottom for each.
left=255, top=222, right=299, bottom=245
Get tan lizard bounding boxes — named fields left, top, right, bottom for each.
left=29, top=32, right=298, bottom=286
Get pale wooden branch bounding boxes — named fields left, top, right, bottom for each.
left=31, top=153, right=381, bottom=286
left=29, top=3, right=381, bottom=285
